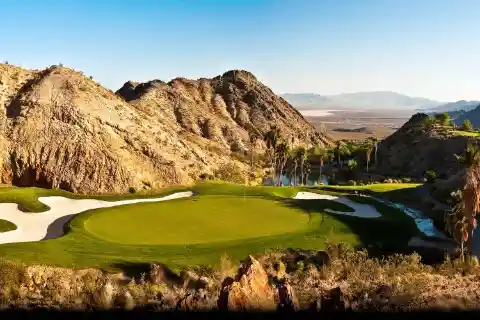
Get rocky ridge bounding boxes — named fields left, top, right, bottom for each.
left=375, top=113, right=474, bottom=179
left=0, top=64, right=331, bottom=194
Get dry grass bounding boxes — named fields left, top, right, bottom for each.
left=1, top=244, right=480, bottom=311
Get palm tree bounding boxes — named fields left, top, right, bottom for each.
left=363, top=140, right=374, bottom=173
left=295, top=147, right=308, bottom=186
left=248, top=133, right=260, bottom=186
left=335, top=141, right=350, bottom=169
left=373, top=138, right=379, bottom=167
left=275, top=141, right=290, bottom=186
left=264, top=126, right=280, bottom=184
left=448, top=143, right=480, bottom=261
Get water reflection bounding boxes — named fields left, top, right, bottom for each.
left=263, top=174, right=329, bottom=186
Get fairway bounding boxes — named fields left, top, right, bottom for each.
left=0, top=182, right=424, bottom=271
left=84, top=196, right=314, bottom=245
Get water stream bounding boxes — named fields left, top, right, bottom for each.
left=369, top=195, right=448, bottom=239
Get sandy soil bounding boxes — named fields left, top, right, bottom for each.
left=0, top=192, right=193, bottom=244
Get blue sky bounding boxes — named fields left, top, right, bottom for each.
left=1, top=0, right=478, bottom=101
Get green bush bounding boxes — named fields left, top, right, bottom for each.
left=347, top=180, right=356, bottom=186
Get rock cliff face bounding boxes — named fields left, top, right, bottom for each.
left=0, top=64, right=330, bottom=194
left=376, top=113, right=473, bottom=179
left=117, top=70, right=333, bottom=152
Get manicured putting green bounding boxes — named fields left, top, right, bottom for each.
left=0, top=219, right=17, bottom=233
left=84, top=196, right=313, bottom=245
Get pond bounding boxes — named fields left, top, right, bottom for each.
left=263, top=173, right=329, bottom=186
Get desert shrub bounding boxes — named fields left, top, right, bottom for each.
left=213, top=162, right=245, bottom=184
left=424, top=170, right=437, bottom=183
left=128, top=187, right=136, bottom=194
left=0, top=260, right=25, bottom=293
left=461, top=119, right=473, bottom=132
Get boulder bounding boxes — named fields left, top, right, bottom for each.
left=217, top=255, right=276, bottom=311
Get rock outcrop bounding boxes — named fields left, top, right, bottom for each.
left=0, top=64, right=331, bottom=194
left=218, top=255, right=276, bottom=311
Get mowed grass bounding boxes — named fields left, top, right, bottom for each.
left=0, top=182, right=423, bottom=271
left=451, top=130, right=480, bottom=137
left=84, top=196, right=327, bottom=245
left=0, top=219, right=17, bottom=232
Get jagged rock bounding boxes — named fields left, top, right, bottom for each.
left=217, top=255, right=276, bottom=311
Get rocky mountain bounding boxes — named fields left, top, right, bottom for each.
left=375, top=113, right=473, bottom=179
left=0, top=64, right=330, bottom=194
left=454, top=104, right=480, bottom=128
left=282, top=91, right=440, bottom=110
left=422, top=100, right=480, bottom=113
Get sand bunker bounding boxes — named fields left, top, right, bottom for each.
left=0, top=192, right=193, bottom=244
left=293, top=192, right=381, bottom=218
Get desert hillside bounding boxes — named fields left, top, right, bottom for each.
left=375, top=113, right=474, bottom=179
left=0, top=64, right=330, bottom=194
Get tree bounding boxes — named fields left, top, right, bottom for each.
left=248, top=133, right=260, bottom=186
left=264, top=126, right=280, bottom=185
left=347, top=159, right=357, bottom=171
left=315, top=147, right=328, bottom=179
left=362, top=140, right=374, bottom=173
left=275, top=142, right=290, bottom=186
left=462, top=119, right=473, bottom=132
left=435, top=112, right=451, bottom=126
left=290, top=148, right=300, bottom=186
left=295, top=147, right=308, bottom=186
left=447, top=143, right=480, bottom=261
left=335, top=141, right=351, bottom=169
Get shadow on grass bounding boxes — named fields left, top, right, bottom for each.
left=280, top=197, right=449, bottom=265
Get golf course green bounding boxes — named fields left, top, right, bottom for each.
left=84, top=196, right=353, bottom=245
left=0, top=182, right=423, bottom=271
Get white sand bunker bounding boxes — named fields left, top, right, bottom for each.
left=293, top=192, right=381, bottom=218
left=0, top=191, right=193, bottom=244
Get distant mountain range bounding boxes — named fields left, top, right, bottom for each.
left=421, top=100, right=480, bottom=113
left=282, top=92, right=480, bottom=115
left=281, top=91, right=441, bottom=110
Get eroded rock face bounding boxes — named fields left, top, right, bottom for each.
left=0, top=64, right=332, bottom=194
left=218, top=255, right=276, bottom=311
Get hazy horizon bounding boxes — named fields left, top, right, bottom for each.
left=2, top=0, right=479, bottom=102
